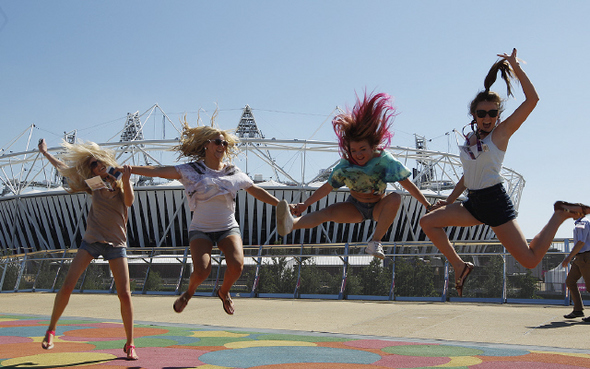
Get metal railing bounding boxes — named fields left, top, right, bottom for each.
left=1, top=239, right=586, bottom=306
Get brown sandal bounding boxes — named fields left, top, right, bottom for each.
left=173, top=292, right=191, bottom=313
left=554, top=201, right=590, bottom=216
left=216, top=287, right=234, bottom=315
left=455, top=262, right=474, bottom=297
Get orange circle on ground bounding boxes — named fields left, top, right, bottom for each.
left=0, top=341, right=96, bottom=359
left=63, top=326, right=166, bottom=339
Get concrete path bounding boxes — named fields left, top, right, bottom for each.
left=1, top=293, right=590, bottom=369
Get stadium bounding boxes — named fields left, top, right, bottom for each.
left=0, top=104, right=571, bottom=303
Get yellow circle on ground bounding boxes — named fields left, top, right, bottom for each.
left=1, top=352, right=115, bottom=367
left=438, top=356, right=482, bottom=367
left=225, top=340, right=316, bottom=349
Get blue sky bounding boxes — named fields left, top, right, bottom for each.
left=1, top=1, right=589, bottom=239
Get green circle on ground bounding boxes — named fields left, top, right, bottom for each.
left=383, top=344, right=483, bottom=357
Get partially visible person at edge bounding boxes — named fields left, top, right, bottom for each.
left=420, top=49, right=589, bottom=297
left=276, top=92, right=432, bottom=259
left=38, top=138, right=138, bottom=360
left=126, top=115, right=280, bottom=315
left=562, top=215, right=590, bottom=322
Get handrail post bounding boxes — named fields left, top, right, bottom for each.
left=0, top=258, right=7, bottom=291
left=250, top=244, right=264, bottom=298
left=141, top=247, right=156, bottom=294
left=563, top=238, right=570, bottom=306
left=338, top=242, right=349, bottom=300
left=502, top=252, right=507, bottom=303
left=442, top=260, right=449, bottom=302
left=174, top=246, right=190, bottom=295
left=15, top=255, right=27, bottom=292
left=294, top=243, right=304, bottom=298
left=389, top=243, right=396, bottom=301
left=212, top=252, right=224, bottom=296
left=51, top=249, right=70, bottom=292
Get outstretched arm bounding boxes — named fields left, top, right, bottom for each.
left=38, top=139, right=67, bottom=171
left=120, top=165, right=135, bottom=207
left=398, top=178, right=431, bottom=209
left=129, top=165, right=181, bottom=180
left=494, top=48, right=539, bottom=147
left=293, top=182, right=334, bottom=216
left=430, top=176, right=467, bottom=211
left=245, top=184, right=280, bottom=206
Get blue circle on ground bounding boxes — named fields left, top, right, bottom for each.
left=478, top=346, right=530, bottom=357
left=199, top=346, right=382, bottom=367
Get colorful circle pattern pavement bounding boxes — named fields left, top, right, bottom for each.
left=1, top=314, right=590, bottom=368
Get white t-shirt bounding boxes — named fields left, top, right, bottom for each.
left=176, top=161, right=254, bottom=232
left=574, top=217, right=590, bottom=254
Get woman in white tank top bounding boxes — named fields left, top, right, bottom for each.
left=420, top=49, right=589, bottom=297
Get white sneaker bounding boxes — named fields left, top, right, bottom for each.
left=365, top=241, right=385, bottom=259
left=277, top=200, right=294, bottom=236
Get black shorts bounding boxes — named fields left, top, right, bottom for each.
left=462, top=183, right=517, bottom=227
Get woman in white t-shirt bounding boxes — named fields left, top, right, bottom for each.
left=130, top=119, right=279, bottom=315
left=420, top=49, right=589, bottom=297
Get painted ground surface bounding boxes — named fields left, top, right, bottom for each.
left=1, top=314, right=590, bottom=368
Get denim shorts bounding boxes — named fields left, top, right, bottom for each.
left=462, top=183, right=517, bottom=227
left=189, top=227, right=241, bottom=244
left=346, top=195, right=377, bottom=221
left=79, top=240, right=127, bottom=260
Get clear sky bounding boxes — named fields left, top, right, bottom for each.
left=1, top=1, right=589, bottom=239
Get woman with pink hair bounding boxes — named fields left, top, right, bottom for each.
left=277, top=92, right=431, bottom=259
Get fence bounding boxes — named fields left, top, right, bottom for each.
left=1, top=239, right=587, bottom=306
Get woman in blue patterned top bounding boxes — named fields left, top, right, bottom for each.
left=277, top=92, right=432, bottom=259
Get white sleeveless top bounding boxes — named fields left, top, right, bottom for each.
left=459, top=131, right=505, bottom=190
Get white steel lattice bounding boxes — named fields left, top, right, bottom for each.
left=0, top=137, right=524, bottom=255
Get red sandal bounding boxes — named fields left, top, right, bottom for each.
left=123, top=343, right=139, bottom=360
left=41, top=330, right=55, bottom=350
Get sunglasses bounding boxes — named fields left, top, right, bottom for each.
left=89, top=159, right=99, bottom=169
left=475, top=109, right=498, bottom=118
left=209, top=138, right=229, bottom=147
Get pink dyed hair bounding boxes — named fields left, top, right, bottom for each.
left=332, top=92, right=396, bottom=164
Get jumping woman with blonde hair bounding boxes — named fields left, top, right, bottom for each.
left=38, top=139, right=138, bottom=360
left=420, top=49, right=589, bottom=297
left=127, top=116, right=280, bottom=315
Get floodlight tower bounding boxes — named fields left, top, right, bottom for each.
left=120, top=111, right=154, bottom=185
left=55, top=130, right=78, bottom=186
left=236, top=105, right=280, bottom=181
left=120, top=112, right=144, bottom=143
left=414, top=134, right=434, bottom=190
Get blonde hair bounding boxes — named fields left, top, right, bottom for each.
left=173, top=113, right=240, bottom=162
left=58, top=141, right=121, bottom=193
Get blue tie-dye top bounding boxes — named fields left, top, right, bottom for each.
left=327, top=150, right=411, bottom=195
